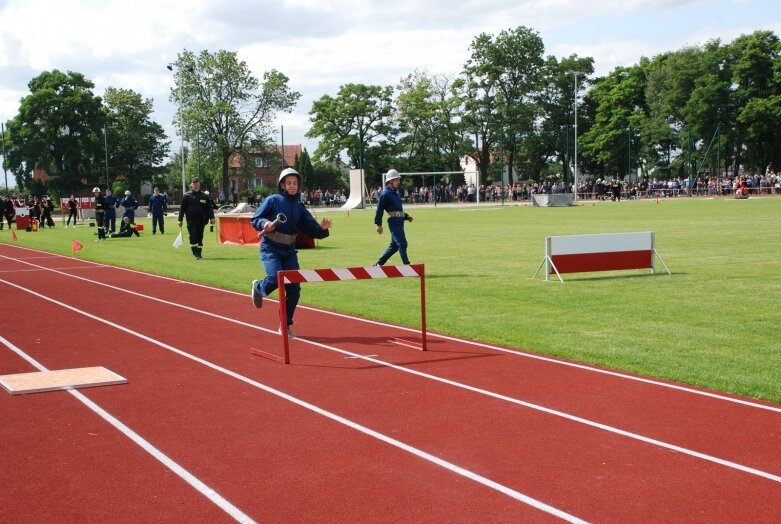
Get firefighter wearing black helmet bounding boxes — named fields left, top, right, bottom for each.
left=249, top=168, right=332, bottom=337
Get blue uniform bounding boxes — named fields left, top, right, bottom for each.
left=104, top=194, right=117, bottom=232
left=251, top=191, right=330, bottom=326
left=374, top=185, right=410, bottom=265
left=148, top=193, right=168, bottom=234
left=119, top=196, right=138, bottom=223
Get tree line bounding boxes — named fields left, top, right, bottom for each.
left=3, top=26, right=778, bottom=198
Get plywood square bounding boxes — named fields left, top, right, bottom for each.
left=0, top=366, right=127, bottom=395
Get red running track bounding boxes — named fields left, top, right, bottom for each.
left=1, top=244, right=779, bottom=523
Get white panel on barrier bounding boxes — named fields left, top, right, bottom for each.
left=549, top=232, right=653, bottom=255
left=332, top=268, right=358, bottom=280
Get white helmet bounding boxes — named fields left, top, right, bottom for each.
left=278, top=167, right=301, bottom=190
left=124, top=190, right=131, bottom=195
left=92, top=187, right=100, bottom=193
left=384, top=169, right=401, bottom=184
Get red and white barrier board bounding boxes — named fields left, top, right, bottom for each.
left=534, top=232, right=670, bottom=282
left=253, top=264, right=427, bottom=364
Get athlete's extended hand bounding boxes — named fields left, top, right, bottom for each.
left=405, top=215, right=414, bottom=222
left=320, top=218, right=332, bottom=230
left=376, top=225, right=383, bottom=235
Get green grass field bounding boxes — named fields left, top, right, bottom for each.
left=4, top=196, right=780, bottom=403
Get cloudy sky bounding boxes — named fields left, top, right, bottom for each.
left=1, top=0, right=778, bottom=173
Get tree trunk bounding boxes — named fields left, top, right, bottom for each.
left=221, top=148, right=231, bottom=195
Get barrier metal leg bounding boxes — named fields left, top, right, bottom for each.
left=250, top=273, right=291, bottom=364
left=278, top=272, right=291, bottom=364
left=420, top=265, right=427, bottom=351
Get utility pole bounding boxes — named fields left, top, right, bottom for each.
left=1, top=122, right=8, bottom=191
left=167, top=63, right=191, bottom=195
left=103, top=125, right=110, bottom=190
left=565, top=71, right=585, bottom=202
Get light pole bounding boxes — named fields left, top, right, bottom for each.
left=103, top=125, right=110, bottom=190
left=566, top=71, right=585, bottom=202
left=167, top=63, right=188, bottom=195
left=1, top=122, right=8, bottom=191
left=627, top=124, right=631, bottom=183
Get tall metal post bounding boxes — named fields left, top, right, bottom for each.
left=566, top=71, right=584, bottom=202
left=1, top=122, right=8, bottom=191
left=627, top=124, right=631, bottom=182
left=103, top=125, right=109, bottom=190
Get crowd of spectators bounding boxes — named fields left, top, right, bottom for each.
left=201, top=171, right=781, bottom=211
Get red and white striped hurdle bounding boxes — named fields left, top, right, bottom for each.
left=253, top=264, right=427, bottom=364
left=533, top=232, right=671, bottom=282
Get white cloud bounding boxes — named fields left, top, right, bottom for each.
left=0, top=0, right=778, bottom=159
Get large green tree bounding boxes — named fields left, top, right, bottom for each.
left=4, top=70, right=104, bottom=195
left=307, top=83, right=394, bottom=180
left=393, top=71, right=470, bottom=184
left=169, top=49, right=300, bottom=195
left=531, top=55, right=594, bottom=185
left=729, top=31, right=781, bottom=173
left=103, top=87, right=169, bottom=195
left=580, top=64, right=648, bottom=179
left=461, top=26, right=547, bottom=183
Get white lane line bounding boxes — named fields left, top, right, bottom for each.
left=3, top=245, right=776, bottom=414
left=2, top=260, right=780, bottom=485
left=0, top=334, right=255, bottom=524
left=0, top=280, right=585, bottom=523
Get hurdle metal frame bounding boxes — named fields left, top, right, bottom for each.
left=252, top=264, right=427, bottom=364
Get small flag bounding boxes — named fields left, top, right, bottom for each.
left=172, top=231, right=183, bottom=249
left=72, top=240, right=83, bottom=254
left=12, top=229, right=18, bottom=242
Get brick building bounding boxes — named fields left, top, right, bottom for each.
left=227, top=144, right=302, bottom=195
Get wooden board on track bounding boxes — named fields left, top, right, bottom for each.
left=0, top=366, right=127, bottom=395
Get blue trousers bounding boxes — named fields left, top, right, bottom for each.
left=257, top=242, right=301, bottom=326
left=151, top=212, right=165, bottom=233
left=376, top=219, right=409, bottom=265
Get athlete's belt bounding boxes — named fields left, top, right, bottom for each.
left=264, top=230, right=297, bottom=246
left=386, top=211, right=405, bottom=218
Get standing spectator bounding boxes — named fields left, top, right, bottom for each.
left=218, top=190, right=226, bottom=207
left=40, top=196, right=55, bottom=228
left=92, top=187, right=107, bottom=241
left=119, top=190, right=138, bottom=223
left=28, top=196, right=41, bottom=226
left=148, top=187, right=168, bottom=234
left=373, top=168, right=413, bottom=266
left=611, top=178, right=621, bottom=201
left=65, top=195, right=79, bottom=227
left=2, top=196, right=14, bottom=229
left=0, top=196, right=5, bottom=230
left=104, top=188, right=117, bottom=233
left=249, top=168, right=332, bottom=337
left=177, top=178, right=215, bottom=260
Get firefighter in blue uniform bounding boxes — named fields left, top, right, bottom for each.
left=249, top=168, right=332, bottom=337
left=177, top=178, right=215, bottom=260
left=374, top=168, right=413, bottom=266
left=104, top=188, right=117, bottom=233
left=148, top=187, right=168, bottom=234
left=119, top=190, right=139, bottom=223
